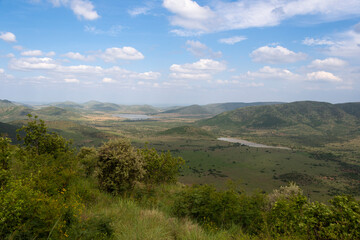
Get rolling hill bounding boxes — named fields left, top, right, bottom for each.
left=196, top=101, right=360, bottom=147
left=161, top=102, right=283, bottom=115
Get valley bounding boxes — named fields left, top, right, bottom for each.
left=1, top=99, right=360, bottom=201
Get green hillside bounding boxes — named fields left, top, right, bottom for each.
left=52, top=101, right=84, bottom=109
left=196, top=101, right=360, bottom=148
left=0, top=100, right=32, bottom=122
left=162, top=102, right=283, bottom=115
left=159, top=126, right=214, bottom=138
left=204, top=102, right=284, bottom=114
left=336, top=102, right=360, bottom=118
left=162, top=104, right=212, bottom=115
left=0, top=121, right=19, bottom=140
left=198, top=101, right=358, bottom=129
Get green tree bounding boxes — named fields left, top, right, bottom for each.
left=140, top=146, right=184, bottom=184
left=97, top=139, right=145, bottom=194
left=17, top=114, right=72, bottom=156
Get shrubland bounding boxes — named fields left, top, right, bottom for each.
left=1, top=115, right=360, bottom=239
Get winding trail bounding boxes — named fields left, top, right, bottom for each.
left=217, top=137, right=291, bottom=150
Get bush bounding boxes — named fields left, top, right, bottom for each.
left=140, top=146, right=184, bottom=184
left=172, top=184, right=266, bottom=232
left=97, top=139, right=145, bottom=194
left=17, top=114, right=72, bottom=156
left=77, top=147, right=98, bottom=177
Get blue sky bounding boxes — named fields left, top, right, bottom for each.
left=0, top=0, right=360, bottom=105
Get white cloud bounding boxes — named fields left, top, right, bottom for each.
left=170, top=58, right=226, bottom=73
left=6, top=53, right=15, bottom=58
left=64, top=78, right=80, bottom=83
left=9, top=57, right=58, bottom=70
left=13, top=45, right=23, bottom=51
left=170, top=72, right=211, bottom=79
left=63, top=52, right=94, bottom=61
left=84, top=25, right=122, bottom=36
left=169, top=58, right=226, bottom=80
left=307, top=71, right=342, bottom=82
left=163, top=0, right=215, bottom=32
left=102, top=77, right=115, bottom=83
left=21, top=50, right=43, bottom=56
left=163, top=0, right=360, bottom=34
left=128, top=7, right=150, bottom=16
left=47, top=51, right=56, bottom=57
left=309, top=58, right=347, bottom=69
left=101, top=47, right=144, bottom=62
left=0, top=32, right=16, bottom=42
left=327, top=30, right=360, bottom=58
left=244, top=66, right=299, bottom=80
left=48, top=0, right=99, bottom=20
left=219, top=36, right=247, bottom=45
left=0, top=68, right=4, bottom=74
left=250, top=45, right=307, bottom=64
left=186, top=40, right=222, bottom=58
left=131, top=71, right=161, bottom=80
left=302, top=37, right=334, bottom=46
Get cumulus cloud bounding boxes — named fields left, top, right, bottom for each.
left=186, top=40, right=222, bottom=58
left=327, top=30, right=360, bottom=58
left=8, top=55, right=160, bottom=85
left=0, top=32, right=16, bottom=42
left=307, top=71, right=342, bottom=82
left=9, top=57, right=58, bottom=70
left=302, top=37, right=334, bottom=46
left=48, top=0, right=99, bottom=20
left=243, top=66, right=300, bottom=80
left=250, top=45, right=307, bottom=64
left=169, top=58, right=226, bottom=80
left=309, top=58, right=347, bottom=69
left=102, top=77, right=115, bottom=83
left=84, top=25, right=122, bottom=36
left=163, top=0, right=360, bottom=34
left=63, top=52, right=95, bottom=61
left=219, top=36, right=247, bottom=45
left=64, top=78, right=80, bottom=83
left=100, top=47, right=144, bottom=62
left=21, top=50, right=43, bottom=56
left=0, top=68, right=4, bottom=74
left=128, top=7, right=151, bottom=16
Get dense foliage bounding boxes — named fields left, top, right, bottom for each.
left=1, top=115, right=360, bottom=239
left=172, top=183, right=360, bottom=239
left=97, top=138, right=145, bottom=194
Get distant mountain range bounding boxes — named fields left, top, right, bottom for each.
left=161, top=102, right=283, bottom=115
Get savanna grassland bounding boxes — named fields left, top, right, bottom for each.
left=1, top=99, right=360, bottom=239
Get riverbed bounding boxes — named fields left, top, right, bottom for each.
left=217, top=137, right=291, bottom=150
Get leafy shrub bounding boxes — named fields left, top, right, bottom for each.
left=172, top=184, right=266, bottom=232
left=97, top=139, right=145, bottom=194
left=17, top=114, right=72, bottom=156
left=140, top=146, right=184, bottom=184
left=77, top=146, right=98, bottom=177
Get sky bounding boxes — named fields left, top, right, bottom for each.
left=0, top=0, right=360, bottom=105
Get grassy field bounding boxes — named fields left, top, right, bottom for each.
left=2, top=102, right=360, bottom=202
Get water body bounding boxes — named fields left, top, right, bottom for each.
left=217, top=137, right=291, bottom=150
left=114, top=114, right=152, bottom=120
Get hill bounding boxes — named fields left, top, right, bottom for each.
left=0, top=100, right=33, bottom=122
left=336, top=102, right=360, bottom=118
left=161, top=104, right=212, bottom=115
left=158, top=126, right=214, bottom=138
left=51, top=101, right=84, bottom=109
left=161, top=102, right=283, bottom=115
left=196, top=101, right=360, bottom=147
left=0, top=121, right=19, bottom=141
left=198, top=101, right=358, bottom=129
